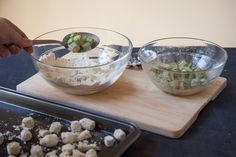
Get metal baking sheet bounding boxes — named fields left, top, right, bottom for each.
left=0, top=87, right=140, bottom=156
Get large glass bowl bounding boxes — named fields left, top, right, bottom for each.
left=31, top=27, right=132, bottom=95
left=138, top=37, right=227, bottom=96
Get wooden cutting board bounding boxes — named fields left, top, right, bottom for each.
left=16, top=70, right=227, bottom=138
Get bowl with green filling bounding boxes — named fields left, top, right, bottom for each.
left=138, top=37, right=228, bottom=96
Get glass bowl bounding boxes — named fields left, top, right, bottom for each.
left=138, top=37, right=227, bottom=96
left=31, top=27, right=133, bottom=95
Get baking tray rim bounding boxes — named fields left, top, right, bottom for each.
left=0, top=86, right=141, bottom=157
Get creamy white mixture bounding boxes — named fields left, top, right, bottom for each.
left=38, top=48, right=117, bottom=87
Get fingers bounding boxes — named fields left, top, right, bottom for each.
left=0, top=18, right=33, bottom=55
left=8, top=30, right=32, bottom=48
left=24, top=46, right=33, bottom=53
left=3, top=18, right=28, bottom=38
left=3, top=18, right=33, bottom=53
left=9, top=28, right=33, bottom=53
left=8, top=44, right=21, bottom=55
left=0, top=45, right=11, bottom=58
left=0, top=44, right=21, bottom=57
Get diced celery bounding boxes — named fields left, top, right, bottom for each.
left=81, top=35, right=87, bottom=41
left=66, top=32, right=96, bottom=53
left=152, top=60, right=208, bottom=90
left=73, top=35, right=81, bottom=41
left=67, top=38, right=73, bottom=45
left=86, top=38, right=93, bottom=42
left=82, top=42, right=92, bottom=51
left=72, top=46, right=80, bottom=52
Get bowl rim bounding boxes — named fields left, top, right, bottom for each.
left=138, top=37, right=228, bottom=74
left=30, top=27, right=133, bottom=69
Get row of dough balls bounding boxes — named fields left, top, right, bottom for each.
left=6, top=142, right=98, bottom=157
left=1, top=116, right=126, bottom=157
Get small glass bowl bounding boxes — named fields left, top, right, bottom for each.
left=138, top=37, right=227, bottom=96
left=31, top=27, right=132, bottom=95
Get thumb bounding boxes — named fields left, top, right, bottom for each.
left=9, top=30, right=32, bottom=48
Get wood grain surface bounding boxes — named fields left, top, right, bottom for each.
left=16, top=70, right=227, bottom=138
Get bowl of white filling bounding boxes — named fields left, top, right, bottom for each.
left=31, top=28, right=133, bottom=95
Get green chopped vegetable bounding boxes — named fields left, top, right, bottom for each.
left=67, top=38, right=73, bottom=45
left=66, top=32, right=96, bottom=53
left=151, top=60, right=208, bottom=90
left=81, top=42, right=92, bottom=51
left=73, top=34, right=81, bottom=41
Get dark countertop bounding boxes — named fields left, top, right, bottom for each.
left=0, top=48, right=235, bottom=157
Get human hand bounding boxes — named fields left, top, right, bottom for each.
left=0, top=17, right=33, bottom=57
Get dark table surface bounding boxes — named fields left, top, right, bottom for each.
left=0, top=48, right=235, bottom=157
